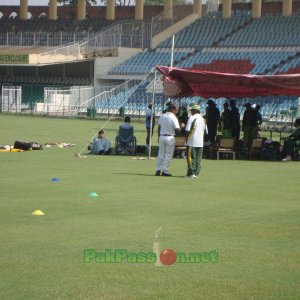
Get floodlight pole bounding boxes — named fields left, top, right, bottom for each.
left=148, top=67, right=156, bottom=159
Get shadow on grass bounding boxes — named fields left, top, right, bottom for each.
left=112, top=172, right=184, bottom=178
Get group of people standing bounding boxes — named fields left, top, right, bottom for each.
left=205, top=98, right=262, bottom=146
left=153, top=98, right=263, bottom=178
left=88, top=99, right=298, bottom=174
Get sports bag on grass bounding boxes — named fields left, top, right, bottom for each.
left=14, top=141, right=32, bottom=150
left=14, top=141, right=43, bottom=150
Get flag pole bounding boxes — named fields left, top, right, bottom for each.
left=170, top=34, right=175, bottom=68
left=166, top=34, right=175, bottom=106
left=148, top=67, right=156, bottom=159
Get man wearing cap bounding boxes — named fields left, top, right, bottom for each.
left=185, top=104, right=207, bottom=179
left=155, top=103, right=180, bottom=176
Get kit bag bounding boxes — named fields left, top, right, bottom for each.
left=14, top=141, right=32, bottom=150
left=14, top=141, right=43, bottom=150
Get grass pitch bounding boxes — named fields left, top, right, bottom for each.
left=0, top=114, right=299, bottom=300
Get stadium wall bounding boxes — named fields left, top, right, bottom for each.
left=94, top=47, right=142, bottom=81
left=0, top=5, right=165, bottom=20
left=1, top=2, right=300, bottom=20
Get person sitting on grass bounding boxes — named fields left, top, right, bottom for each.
left=89, top=129, right=111, bottom=155
left=282, top=118, right=300, bottom=162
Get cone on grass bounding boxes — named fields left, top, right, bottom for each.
left=88, top=192, right=98, bottom=197
left=32, top=210, right=45, bottom=216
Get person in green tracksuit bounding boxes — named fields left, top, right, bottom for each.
left=282, top=118, right=300, bottom=161
left=185, top=104, right=207, bottom=179
left=218, top=102, right=232, bottom=138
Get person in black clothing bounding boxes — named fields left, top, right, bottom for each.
left=242, top=102, right=258, bottom=147
left=204, top=99, right=220, bottom=143
left=229, top=99, right=240, bottom=142
left=176, top=103, right=189, bottom=136
left=282, top=118, right=300, bottom=161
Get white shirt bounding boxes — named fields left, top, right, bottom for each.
left=159, top=112, right=180, bottom=135
left=186, top=113, right=206, bottom=147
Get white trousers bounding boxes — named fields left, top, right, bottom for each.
left=156, top=136, right=175, bottom=173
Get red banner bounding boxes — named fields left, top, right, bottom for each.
left=156, top=66, right=300, bottom=98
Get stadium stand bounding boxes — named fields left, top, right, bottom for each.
left=221, top=14, right=300, bottom=47
left=1, top=4, right=300, bottom=123
left=101, top=10, right=300, bottom=125
left=0, top=16, right=109, bottom=33
left=158, top=12, right=252, bottom=48
left=108, top=48, right=194, bottom=75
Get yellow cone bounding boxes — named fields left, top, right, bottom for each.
left=32, top=210, right=45, bottom=216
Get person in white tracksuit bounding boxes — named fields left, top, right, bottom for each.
left=155, top=103, right=180, bottom=176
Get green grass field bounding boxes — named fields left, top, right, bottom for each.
left=0, top=114, right=299, bottom=300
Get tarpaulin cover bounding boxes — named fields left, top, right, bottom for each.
left=156, top=66, right=300, bottom=99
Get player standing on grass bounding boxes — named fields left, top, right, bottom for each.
left=155, top=103, right=180, bottom=177
left=185, top=104, right=207, bottom=179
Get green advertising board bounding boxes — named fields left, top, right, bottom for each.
left=0, top=54, right=29, bottom=64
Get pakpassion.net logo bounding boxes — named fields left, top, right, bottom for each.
left=84, top=248, right=218, bottom=265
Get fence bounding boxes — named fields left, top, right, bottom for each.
left=37, top=43, right=81, bottom=64
left=79, top=22, right=151, bottom=53
left=0, top=21, right=151, bottom=50
left=31, top=77, right=147, bottom=117
left=0, top=32, right=89, bottom=47
left=37, top=86, right=97, bottom=116
left=1, top=76, right=298, bottom=125
left=0, top=86, right=22, bottom=112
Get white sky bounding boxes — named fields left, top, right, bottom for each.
left=0, top=1, right=104, bottom=5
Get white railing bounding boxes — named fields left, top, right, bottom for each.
left=0, top=31, right=90, bottom=47
left=34, top=71, right=156, bottom=117
left=79, top=22, right=151, bottom=53
left=0, top=22, right=151, bottom=51
left=37, top=43, right=81, bottom=64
